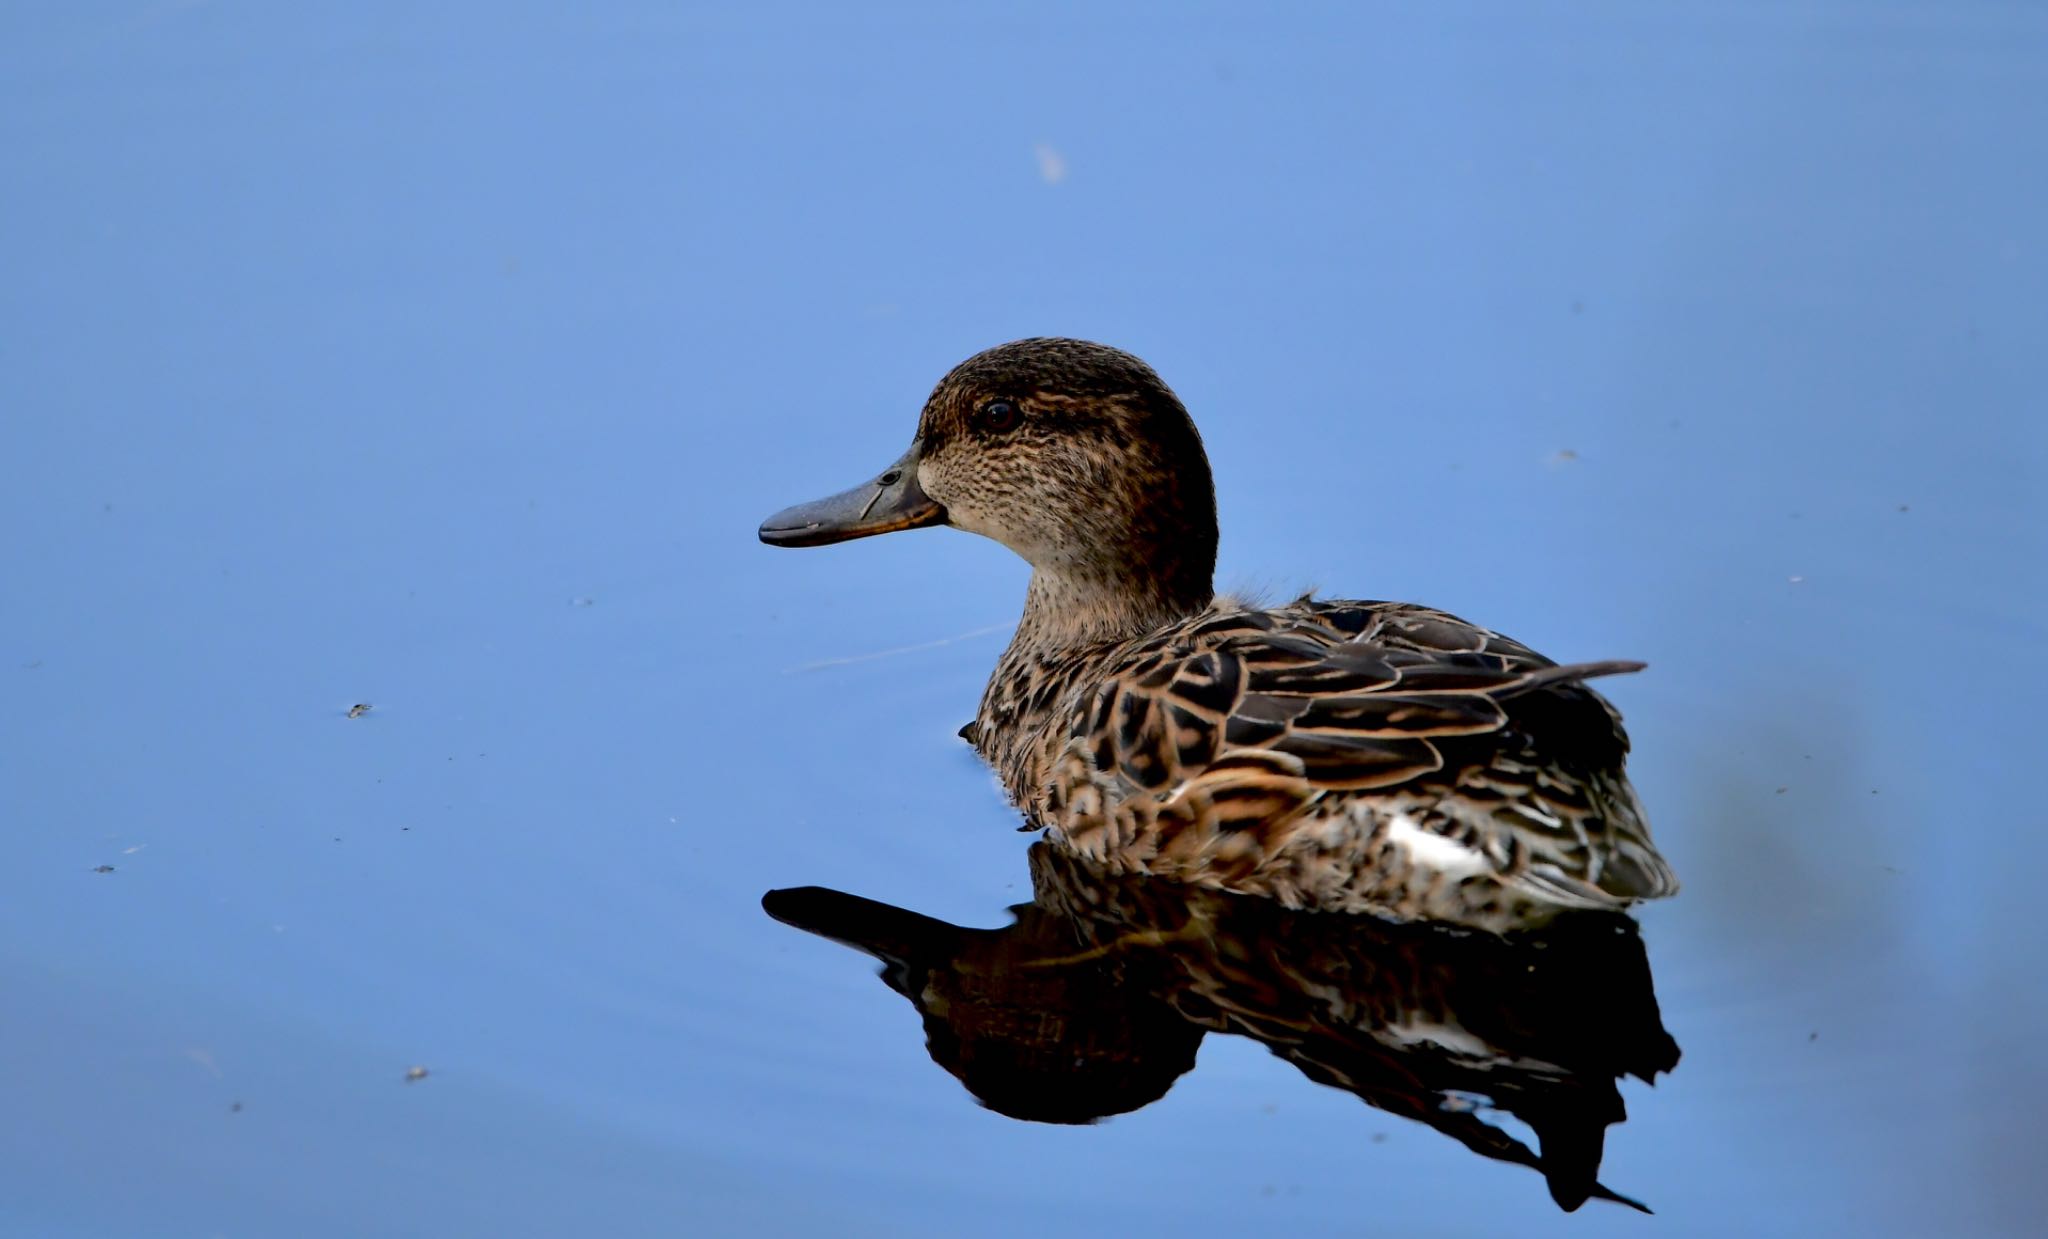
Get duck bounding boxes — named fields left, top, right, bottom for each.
left=759, top=338, right=1678, bottom=930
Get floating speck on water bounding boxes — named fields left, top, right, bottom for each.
left=1033, top=142, right=1068, bottom=184
left=347, top=703, right=372, bottom=719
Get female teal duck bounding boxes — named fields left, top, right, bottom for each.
left=760, top=338, right=1678, bottom=931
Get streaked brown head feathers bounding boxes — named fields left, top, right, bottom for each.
left=913, top=338, right=1217, bottom=629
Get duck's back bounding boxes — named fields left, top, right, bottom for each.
left=982, top=597, right=1678, bottom=930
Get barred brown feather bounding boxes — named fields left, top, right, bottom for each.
left=976, top=597, right=1677, bottom=931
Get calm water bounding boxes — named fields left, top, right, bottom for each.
left=4, top=4, right=2045, bottom=1236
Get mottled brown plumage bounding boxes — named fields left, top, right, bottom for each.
left=761, top=338, right=1678, bottom=930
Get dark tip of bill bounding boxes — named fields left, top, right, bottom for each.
left=758, top=510, right=826, bottom=546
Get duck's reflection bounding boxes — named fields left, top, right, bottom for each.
left=764, top=844, right=1679, bottom=1213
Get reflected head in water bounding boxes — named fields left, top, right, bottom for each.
left=762, top=880, right=1201, bottom=1126
left=761, top=339, right=1679, bottom=932
left=766, top=845, right=1680, bottom=1213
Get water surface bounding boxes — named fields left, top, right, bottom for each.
left=3, top=3, right=2044, bottom=1236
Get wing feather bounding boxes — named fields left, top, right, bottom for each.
left=1052, top=601, right=1661, bottom=909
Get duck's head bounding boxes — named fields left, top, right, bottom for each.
left=760, top=338, right=1218, bottom=632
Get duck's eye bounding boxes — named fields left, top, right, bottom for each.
left=978, top=400, right=1020, bottom=432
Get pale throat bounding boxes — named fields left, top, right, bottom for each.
left=1010, top=558, right=1214, bottom=651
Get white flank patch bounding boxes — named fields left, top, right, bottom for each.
left=1383, top=1020, right=1492, bottom=1058
left=1385, top=812, right=1490, bottom=878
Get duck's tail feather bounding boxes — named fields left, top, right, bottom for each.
left=1507, top=660, right=1646, bottom=696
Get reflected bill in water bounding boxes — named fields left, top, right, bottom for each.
left=766, top=844, right=1679, bottom=1214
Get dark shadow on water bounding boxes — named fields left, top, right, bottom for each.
left=765, top=844, right=1679, bottom=1214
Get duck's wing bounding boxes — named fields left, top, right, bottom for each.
left=1051, top=601, right=1672, bottom=906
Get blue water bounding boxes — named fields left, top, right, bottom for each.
left=4, top=3, right=2044, bottom=1235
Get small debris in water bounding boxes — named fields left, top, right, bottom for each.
left=347, top=703, right=372, bottom=719
left=1033, top=142, right=1068, bottom=184
left=404, top=1065, right=429, bottom=1083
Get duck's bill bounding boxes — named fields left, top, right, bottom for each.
left=758, top=444, right=947, bottom=548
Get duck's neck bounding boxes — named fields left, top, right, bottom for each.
left=974, top=564, right=1211, bottom=805
left=1011, top=564, right=1214, bottom=655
